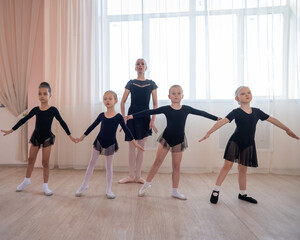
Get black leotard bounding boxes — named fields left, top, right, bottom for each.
left=125, top=79, right=158, bottom=141
left=133, top=105, right=218, bottom=147
left=84, top=113, right=134, bottom=155
left=12, top=106, right=71, bottom=146
left=224, top=107, right=269, bottom=167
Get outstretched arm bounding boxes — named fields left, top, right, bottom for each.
left=53, top=108, right=71, bottom=135
left=1, top=129, right=14, bottom=136
left=11, top=108, right=37, bottom=131
left=188, top=106, right=219, bottom=121
left=119, top=115, right=145, bottom=151
left=198, top=118, right=230, bottom=142
left=266, top=116, right=299, bottom=140
left=2, top=108, right=36, bottom=136
left=119, top=89, right=130, bottom=132
left=132, top=106, right=166, bottom=119
left=131, top=139, right=145, bottom=151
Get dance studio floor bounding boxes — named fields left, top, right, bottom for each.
left=0, top=167, right=299, bottom=240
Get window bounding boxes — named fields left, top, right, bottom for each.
left=101, top=0, right=292, bottom=99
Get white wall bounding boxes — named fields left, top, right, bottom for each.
left=0, top=108, right=26, bottom=165
left=1, top=100, right=300, bottom=174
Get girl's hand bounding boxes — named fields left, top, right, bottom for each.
left=198, top=133, right=211, bottom=142
left=69, top=135, right=77, bottom=143
left=127, top=115, right=133, bottom=120
left=76, top=135, right=86, bottom=143
left=132, top=140, right=145, bottom=151
left=149, top=121, right=158, bottom=133
left=286, top=129, right=299, bottom=140
left=1, top=129, right=13, bottom=136
left=217, top=117, right=222, bottom=121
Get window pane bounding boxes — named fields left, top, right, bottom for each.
left=201, top=0, right=245, bottom=10
left=208, top=15, right=237, bottom=99
left=109, top=21, right=142, bottom=97
left=107, top=0, right=142, bottom=15
left=143, top=0, right=189, bottom=14
left=244, top=14, right=283, bottom=97
left=196, top=16, right=207, bottom=99
left=149, top=17, right=190, bottom=100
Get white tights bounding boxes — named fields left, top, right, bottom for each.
left=128, top=138, right=147, bottom=179
left=80, top=148, right=114, bottom=194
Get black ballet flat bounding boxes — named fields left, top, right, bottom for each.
left=238, top=194, right=258, bottom=204
left=210, top=190, right=219, bottom=204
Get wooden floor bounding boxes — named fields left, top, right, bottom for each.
left=0, top=167, right=299, bottom=240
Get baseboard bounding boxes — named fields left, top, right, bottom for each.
left=1, top=165, right=299, bottom=175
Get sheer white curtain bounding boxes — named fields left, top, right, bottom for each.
left=101, top=0, right=300, bottom=174
left=42, top=0, right=299, bottom=173
left=0, top=0, right=41, bottom=161
left=44, top=0, right=102, bottom=168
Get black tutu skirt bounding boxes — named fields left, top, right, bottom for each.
left=29, top=133, right=55, bottom=149
left=125, top=117, right=152, bottom=141
left=93, top=139, right=119, bottom=156
left=223, top=140, right=258, bottom=167
left=157, top=133, right=188, bottom=152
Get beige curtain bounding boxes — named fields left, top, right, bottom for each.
left=0, top=0, right=41, bottom=161
left=44, top=0, right=102, bottom=168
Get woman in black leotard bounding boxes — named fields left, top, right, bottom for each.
left=75, top=91, right=144, bottom=199
left=118, top=58, right=158, bottom=184
left=1, top=82, right=76, bottom=196
left=199, top=86, right=299, bottom=204
left=128, top=85, right=220, bottom=200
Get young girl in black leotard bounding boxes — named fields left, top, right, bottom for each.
left=127, top=85, right=220, bottom=200
left=118, top=58, right=158, bottom=184
left=1, top=82, right=76, bottom=196
left=199, top=86, right=299, bottom=204
left=75, top=91, right=144, bottom=199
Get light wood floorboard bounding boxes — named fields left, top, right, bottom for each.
left=0, top=167, right=299, bottom=240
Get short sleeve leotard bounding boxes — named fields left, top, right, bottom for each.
left=224, top=107, right=269, bottom=167
left=12, top=106, right=71, bottom=148
left=125, top=79, right=158, bottom=141
left=133, top=105, right=218, bottom=152
left=84, top=113, right=134, bottom=156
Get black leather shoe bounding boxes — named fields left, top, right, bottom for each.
left=238, top=194, right=257, bottom=204
left=210, top=190, right=219, bottom=204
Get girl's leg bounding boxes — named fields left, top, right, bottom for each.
left=171, top=151, right=186, bottom=200
left=105, top=154, right=115, bottom=199
left=42, top=146, right=53, bottom=196
left=26, top=145, right=40, bottom=178
left=237, top=164, right=256, bottom=203
left=135, top=137, right=147, bottom=183
left=42, top=146, right=52, bottom=183
left=146, top=143, right=169, bottom=182
left=76, top=148, right=100, bottom=196
left=215, top=160, right=234, bottom=186
left=118, top=142, right=135, bottom=183
left=16, top=145, right=40, bottom=192
left=138, top=144, right=169, bottom=197
left=171, top=151, right=183, bottom=188
left=210, top=160, right=233, bottom=204
left=238, top=164, right=247, bottom=191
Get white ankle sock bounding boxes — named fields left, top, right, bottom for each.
left=213, top=185, right=221, bottom=192
left=172, top=188, right=187, bottom=200
left=144, top=181, right=151, bottom=188
left=240, top=190, right=247, bottom=195
left=16, top=178, right=31, bottom=191
left=138, top=181, right=151, bottom=196
left=43, top=183, right=53, bottom=196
